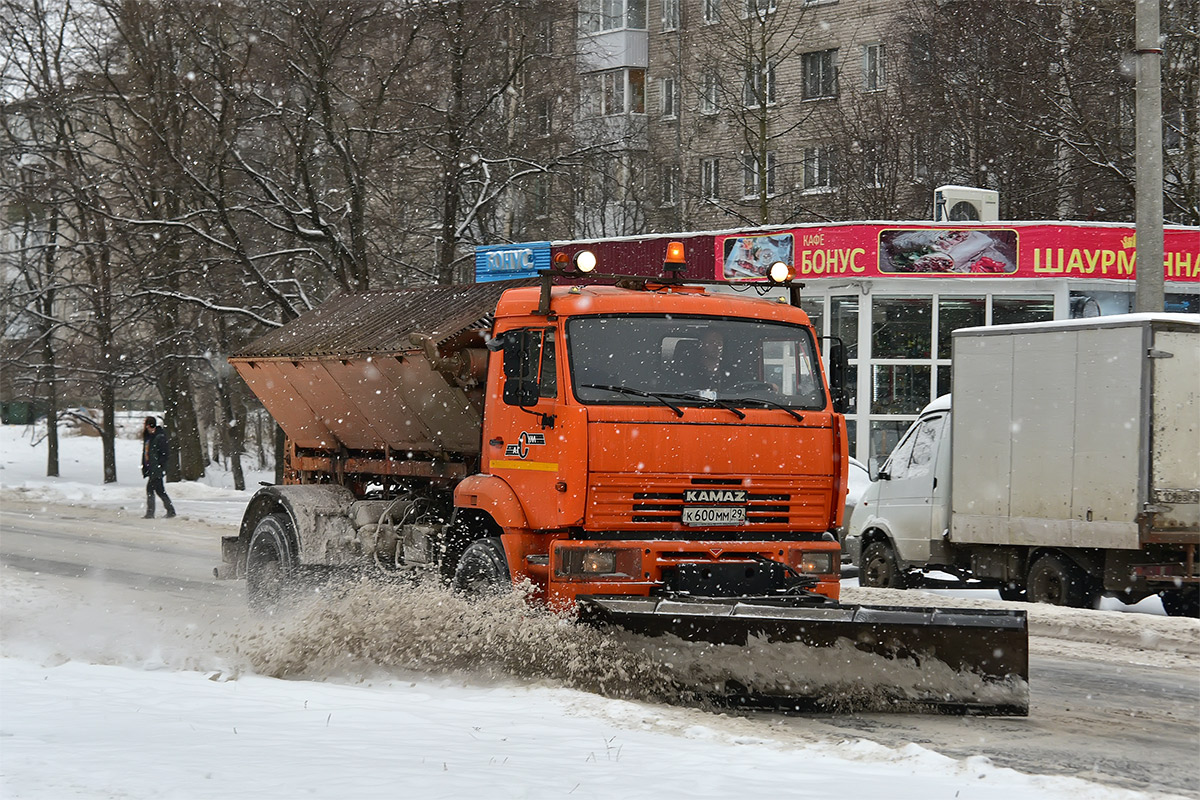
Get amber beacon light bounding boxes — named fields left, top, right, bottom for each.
left=663, top=241, right=686, bottom=275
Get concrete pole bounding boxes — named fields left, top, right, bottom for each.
left=1134, top=0, right=1165, bottom=312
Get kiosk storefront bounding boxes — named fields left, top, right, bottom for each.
left=476, top=221, right=1199, bottom=466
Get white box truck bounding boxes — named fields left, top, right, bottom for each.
left=847, top=314, right=1199, bottom=615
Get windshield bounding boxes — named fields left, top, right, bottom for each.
left=567, top=315, right=827, bottom=410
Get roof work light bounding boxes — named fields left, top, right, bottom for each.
left=768, top=260, right=795, bottom=284
left=574, top=249, right=598, bottom=273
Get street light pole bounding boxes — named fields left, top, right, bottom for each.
left=1134, top=0, right=1164, bottom=312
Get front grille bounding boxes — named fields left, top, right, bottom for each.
left=588, top=474, right=833, bottom=530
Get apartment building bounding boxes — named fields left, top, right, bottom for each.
left=573, top=0, right=912, bottom=236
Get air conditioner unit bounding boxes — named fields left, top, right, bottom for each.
left=934, top=185, right=999, bottom=222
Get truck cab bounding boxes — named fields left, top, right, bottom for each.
left=459, top=283, right=848, bottom=608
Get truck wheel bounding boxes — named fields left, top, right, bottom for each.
left=998, top=582, right=1028, bottom=602
left=1026, top=553, right=1098, bottom=608
left=860, top=541, right=907, bottom=589
left=247, top=513, right=293, bottom=613
left=1160, top=588, right=1200, bottom=618
left=452, top=537, right=511, bottom=596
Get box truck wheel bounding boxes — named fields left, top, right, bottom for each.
left=247, top=513, right=292, bottom=612
left=860, top=541, right=908, bottom=589
left=1026, top=553, right=1098, bottom=608
left=452, top=537, right=511, bottom=596
left=1160, top=588, right=1199, bottom=618
left=998, top=582, right=1028, bottom=602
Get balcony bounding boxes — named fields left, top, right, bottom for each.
left=577, top=29, right=648, bottom=72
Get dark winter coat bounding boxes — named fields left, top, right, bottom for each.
left=142, top=427, right=170, bottom=479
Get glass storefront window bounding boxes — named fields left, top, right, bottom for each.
left=936, top=365, right=951, bottom=399
left=1166, top=293, right=1199, bottom=313
left=800, top=298, right=824, bottom=336
left=992, top=295, right=1053, bottom=326
left=872, top=296, right=932, bottom=358
left=869, top=419, right=913, bottom=473
left=842, top=357, right=859, bottom=413
left=831, top=296, right=858, bottom=358
left=871, top=364, right=930, bottom=415
left=937, top=296, right=985, bottom=359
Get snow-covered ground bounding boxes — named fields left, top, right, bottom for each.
left=0, top=423, right=1190, bottom=799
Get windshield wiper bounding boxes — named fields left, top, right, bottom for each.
left=582, top=384, right=684, bottom=417
left=729, top=397, right=805, bottom=422
left=658, top=392, right=746, bottom=420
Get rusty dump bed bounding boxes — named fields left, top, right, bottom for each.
left=231, top=281, right=531, bottom=456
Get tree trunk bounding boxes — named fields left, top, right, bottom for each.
left=101, top=379, right=117, bottom=484
left=41, top=331, right=60, bottom=479
left=161, top=361, right=206, bottom=482
left=215, top=371, right=246, bottom=491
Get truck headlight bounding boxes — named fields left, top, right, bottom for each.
left=556, top=548, right=641, bottom=579
left=792, top=551, right=834, bottom=574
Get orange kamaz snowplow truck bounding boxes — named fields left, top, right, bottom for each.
left=218, top=247, right=1030, bottom=714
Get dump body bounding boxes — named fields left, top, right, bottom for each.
left=230, top=281, right=516, bottom=470
left=849, top=314, right=1199, bottom=612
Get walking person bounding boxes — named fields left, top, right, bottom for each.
left=142, top=416, right=176, bottom=519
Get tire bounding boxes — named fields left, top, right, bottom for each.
left=451, top=537, right=511, bottom=596
left=998, top=582, right=1028, bottom=602
left=1026, top=553, right=1098, bottom=608
left=859, top=541, right=907, bottom=589
left=246, top=513, right=293, bottom=613
left=1160, top=588, right=1200, bottom=618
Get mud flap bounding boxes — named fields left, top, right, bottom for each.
left=577, top=595, right=1029, bottom=716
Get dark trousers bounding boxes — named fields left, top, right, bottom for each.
left=146, top=474, right=175, bottom=516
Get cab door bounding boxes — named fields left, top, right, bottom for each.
left=874, top=412, right=946, bottom=564
left=484, top=327, right=567, bottom=529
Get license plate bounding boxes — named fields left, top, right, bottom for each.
left=682, top=506, right=747, bottom=526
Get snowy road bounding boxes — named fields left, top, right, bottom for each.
left=2, top=498, right=1198, bottom=797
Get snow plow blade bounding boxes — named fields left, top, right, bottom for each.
left=577, top=595, right=1029, bottom=716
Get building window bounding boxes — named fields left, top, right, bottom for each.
left=661, top=165, right=679, bottom=205
left=863, top=43, right=885, bottom=91
left=1165, top=106, right=1185, bottom=152
left=802, top=49, right=837, bottom=99
left=742, top=150, right=776, bottom=197
left=584, top=68, right=646, bottom=116
left=700, top=70, right=719, bottom=114
left=662, top=0, right=680, bottom=31
left=703, top=0, right=720, bottom=23
left=536, top=18, right=553, bottom=55
left=861, top=140, right=883, bottom=187
left=534, top=97, right=552, bottom=137
left=660, top=76, right=678, bottom=118
left=743, top=60, right=776, bottom=108
left=700, top=156, right=720, bottom=199
left=628, top=69, right=645, bottom=113
left=803, top=146, right=835, bottom=190
left=580, top=0, right=647, bottom=34
left=531, top=174, right=550, bottom=218
left=743, top=0, right=777, bottom=19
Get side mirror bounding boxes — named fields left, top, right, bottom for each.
left=502, top=330, right=541, bottom=407
left=826, top=338, right=851, bottom=414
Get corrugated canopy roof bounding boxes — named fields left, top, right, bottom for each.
left=233, top=280, right=536, bottom=359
